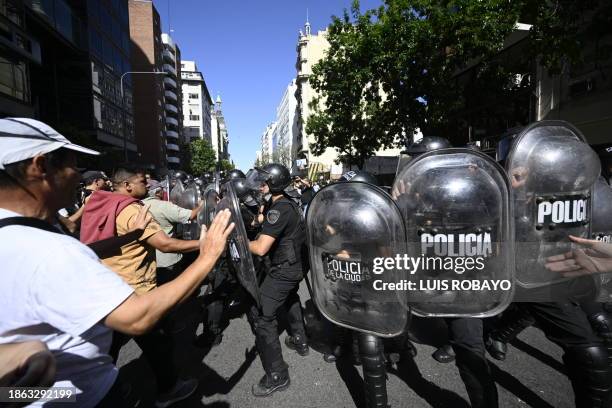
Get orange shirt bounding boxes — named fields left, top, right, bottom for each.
left=101, top=204, right=161, bottom=294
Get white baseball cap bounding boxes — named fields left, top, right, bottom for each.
left=0, top=117, right=99, bottom=170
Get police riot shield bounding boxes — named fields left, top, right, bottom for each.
left=393, top=148, right=514, bottom=317
left=592, top=177, right=612, bottom=302
left=178, top=183, right=199, bottom=210
left=197, top=188, right=219, bottom=230
left=307, top=182, right=409, bottom=337
left=175, top=183, right=200, bottom=240
left=169, top=179, right=185, bottom=205
left=506, top=121, right=600, bottom=288
left=216, top=182, right=260, bottom=306
left=395, top=153, right=412, bottom=179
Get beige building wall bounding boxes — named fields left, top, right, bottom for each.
left=295, top=25, right=401, bottom=178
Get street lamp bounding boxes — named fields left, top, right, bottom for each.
left=120, top=71, right=168, bottom=161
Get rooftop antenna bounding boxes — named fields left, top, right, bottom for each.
left=167, top=0, right=173, bottom=33
left=305, top=8, right=311, bottom=36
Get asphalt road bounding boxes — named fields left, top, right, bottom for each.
left=117, top=282, right=574, bottom=408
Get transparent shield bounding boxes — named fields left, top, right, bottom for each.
left=393, top=148, right=514, bottom=317
left=169, top=179, right=184, bottom=205
left=506, top=121, right=600, bottom=288
left=307, top=182, right=409, bottom=337
left=198, top=189, right=219, bottom=229
left=216, top=182, right=260, bottom=306
left=593, top=177, right=612, bottom=302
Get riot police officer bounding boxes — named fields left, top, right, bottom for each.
left=247, top=163, right=309, bottom=397
left=393, top=137, right=500, bottom=408
left=493, top=122, right=612, bottom=407
left=335, top=170, right=394, bottom=408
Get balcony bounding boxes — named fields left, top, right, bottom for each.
left=164, top=77, right=177, bottom=89
left=162, top=49, right=175, bottom=63
left=166, top=117, right=179, bottom=127
left=166, top=130, right=179, bottom=139
left=165, top=103, right=178, bottom=114
left=163, top=64, right=176, bottom=77
left=167, top=156, right=180, bottom=164
left=166, top=143, right=179, bottom=151
left=164, top=90, right=177, bottom=101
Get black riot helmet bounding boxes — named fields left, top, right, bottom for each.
left=340, top=170, right=379, bottom=186
left=227, top=169, right=246, bottom=180
left=171, top=170, right=188, bottom=183
left=201, top=171, right=213, bottom=183
left=230, top=178, right=258, bottom=207
left=406, top=136, right=452, bottom=156
left=246, top=163, right=291, bottom=193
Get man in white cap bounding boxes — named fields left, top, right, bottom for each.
left=0, top=118, right=234, bottom=407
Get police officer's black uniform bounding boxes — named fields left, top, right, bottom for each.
left=249, top=164, right=309, bottom=397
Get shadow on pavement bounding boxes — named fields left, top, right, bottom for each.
left=389, top=355, right=470, bottom=408
left=510, top=338, right=567, bottom=375
left=335, top=356, right=366, bottom=408
left=489, top=362, right=556, bottom=408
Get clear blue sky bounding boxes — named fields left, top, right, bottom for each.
left=153, top=0, right=381, bottom=171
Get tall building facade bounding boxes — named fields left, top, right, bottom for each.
left=294, top=21, right=400, bottom=178
left=271, top=78, right=297, bottom=168
left=0, top=0, right=40, bottom=118
left=211, top=95, right=229, bottom=161
left=161, top=33, right=182, bottom=168
left=180, top=60, right=212, bottom=144
left=259, top=121, right=275, bottom=163
left=2, top=0, right=136, bottom=164
left=128, top=0, right=166, bottom=169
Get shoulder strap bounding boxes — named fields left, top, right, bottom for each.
left=0, top=217, right=63, bottom=234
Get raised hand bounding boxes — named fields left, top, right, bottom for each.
left=545, top=235, right=612, bottom=277
left=199, top=209, right=235, bottom=260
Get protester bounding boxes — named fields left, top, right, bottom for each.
left=80, top=167, right=214, bottom=405
left=144, top=179, right=204, bottom=282
left=0, top=118, right=234, bottom=407
left=65, top=170, right=110, bottom=225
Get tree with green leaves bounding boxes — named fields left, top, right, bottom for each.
left=307, top=0, right=611, bottom=167
left=187, top=139, right=217, bottom=175
left=217, top=159, right=234, bottom=171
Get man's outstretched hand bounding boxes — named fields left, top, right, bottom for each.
left=199, top=209, right=234, bottom=260
left=545, top=235, right=612, bottom=277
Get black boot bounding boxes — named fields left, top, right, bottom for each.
left=358, top=333, right=389, bottom=408
left=251, top=371, right=290, bottom=397
left=432, top=343, right=455, bottom=363
left=486, top=305, right=535, bottom=361
left=563, top=346, right=612, bottom=408
left=284, top=334, right=309, bottom=356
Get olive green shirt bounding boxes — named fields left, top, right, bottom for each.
left=143, top=197, right=192, bottom=268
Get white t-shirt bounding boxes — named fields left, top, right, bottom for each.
left=0, top=209, right=134, bottom=407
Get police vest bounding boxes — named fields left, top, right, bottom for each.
left=269, top=197, right=307, bottom=266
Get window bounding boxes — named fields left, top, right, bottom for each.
left=0, top=57, right=29, bottom=102
left=189, top=115, right=200, bottom=121
left=189, top=93, right=198, bottom=99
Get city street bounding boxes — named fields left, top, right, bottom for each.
left=117, top=282, right=573, bottom=408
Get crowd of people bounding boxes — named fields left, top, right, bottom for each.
left=1, top=117, right=612, bottom=408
